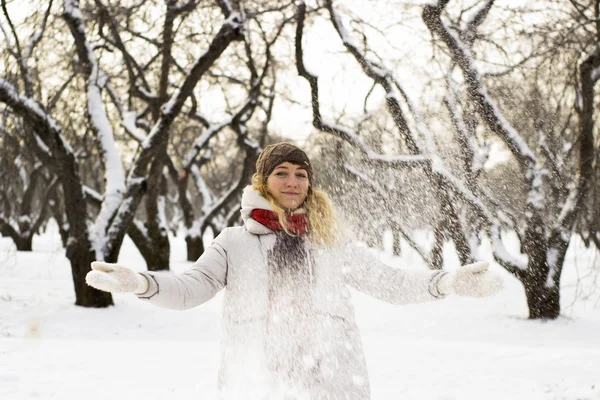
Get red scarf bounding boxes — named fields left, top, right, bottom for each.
left=251, top=209, right=308, bottom=235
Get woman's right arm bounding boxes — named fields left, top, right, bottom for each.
left=135, top=229, right=229, bottom=310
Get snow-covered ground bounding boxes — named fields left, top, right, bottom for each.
left=1, top=222, right=599, bottom=400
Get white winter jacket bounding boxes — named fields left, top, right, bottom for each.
left=137, top=186, right=446, bottom=399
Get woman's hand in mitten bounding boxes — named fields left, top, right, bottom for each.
left=86, top=261, right=149, bottom=294
left=437, top=261, right=504, bottom=297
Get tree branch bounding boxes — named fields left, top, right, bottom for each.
left=104, top=10, right=244, bottom=258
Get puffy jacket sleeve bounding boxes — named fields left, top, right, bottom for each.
left=342, top=243, right=447, bottom=305
left=135, top=229, right=229, bottom=310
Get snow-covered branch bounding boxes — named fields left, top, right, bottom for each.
left=63, top=0, right=127, bottom=258
left=103, top=11, right=243, bottom=259
left=190, top=163, right=215, bottom=213
left=216, top=0, right=232, bottom=17
left=184, top=119, right=230, bottom=168
left=23, top=0, right=54, bottom=61
left=137, top=14, right=242, bottom=157
left=91, top=0, right=155, bottom=104
left=463, top=0, right=494, bottom=46
left=537, top=127, right=561, bottom=180
left=197, top=146, right=256, bottom=234
left=83, top=185, right=103, bottom=206
left=173, top=0, right=198, bottom=14
left=14, top=155, right=29, bottom=191
left=325, top=0, right=498, bottom=228
left=444, top=79, right=476, bottom=174
left=184, top=50, right=269, bottom=171
left=295, top=3, right=427, bottom=169
left=104, top=81, right=151, bottom=141
left=325, top=0, right=419, bottom=154
left=0, top=78, right=65, bottom=159
left=490, top=224, right=527, bottom=276
left=424, top=3, right=534, bottom=165
left=423, top=0, right=545, bottom=220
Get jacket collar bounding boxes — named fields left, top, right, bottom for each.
left=241, top=186, right=274, bottom=235
left=240, top=185, right=306, bottom=235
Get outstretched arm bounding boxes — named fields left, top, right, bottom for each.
left=342, top=245, right=502, bottom=304
left=86, top=229, right=229, bottom=310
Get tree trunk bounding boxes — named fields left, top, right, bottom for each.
left=139, top=156, right=170, bottom=271
left=519, top=211, right=562, bottom=320
left=129, top=230, right=170, bottom=271
left=15, top=235, right=33, bottom=251
left=522, top=268, right=560, bottom=319
left=145, top=230, right=170, bottom=271
left=49, top=197, right=69, bottom=247
left=0, top=223, right=33, bottom=251
left=61, top=164, right=113, bottom=307
left=169, top=161, right=199, bottom=263
left=435, top=175, right=472, bottom=266
left=430, top=219, right=444, bottom=270
left=67, top=239, right=113, bottom=307
left=186, top=235, right=204, bottom=262
left=443, top=206, right=472, bottom=266
left=392, top=231, right=402, bottom=257
left=127, top=222, right=170, bottom=271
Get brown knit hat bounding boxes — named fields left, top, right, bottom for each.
left=256, top=142, right=313, bottom=184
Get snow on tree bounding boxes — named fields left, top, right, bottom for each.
left=295, top=0, right=599, bottom=319
left=0, top=0, right=244, bottom=307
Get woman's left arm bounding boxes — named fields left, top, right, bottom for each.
left=342, top=245, right=503, bottom=304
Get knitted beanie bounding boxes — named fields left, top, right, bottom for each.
left=256, top=142, right=313, bottom=183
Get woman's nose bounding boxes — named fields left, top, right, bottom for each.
left=285, top=176, right=299, bottom=187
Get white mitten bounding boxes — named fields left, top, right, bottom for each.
left=437, top=261, right=503, bottom=297
left=86, top=261, right=149, bottom=294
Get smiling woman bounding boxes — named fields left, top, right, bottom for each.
left=85, top=142, right=504, bottom=400
left=248, top=143, right=337, bottom=242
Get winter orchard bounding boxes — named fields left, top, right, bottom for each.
left=0, top=0, right=599, bottom=319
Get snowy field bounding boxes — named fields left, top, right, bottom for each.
left=1, top=222, right=599, bottom=400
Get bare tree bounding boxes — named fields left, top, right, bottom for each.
left=297, top=1, right=477, bottom=270
left=0, top=0, right=243, bottom=306
left=162, top=2, right=292, bottom=260
left=293, top=0, right=599, bottom=319
left=0, top=115, right=58, bottom=250
left=420, top=0, right=598, bottom=319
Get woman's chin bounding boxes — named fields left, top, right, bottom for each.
left=281, top=201, right=299, bottom=211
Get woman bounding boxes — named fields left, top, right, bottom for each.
left=86, top=142, right=503, bottom=399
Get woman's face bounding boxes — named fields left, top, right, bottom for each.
left=266, top=162, right=310, bottom=211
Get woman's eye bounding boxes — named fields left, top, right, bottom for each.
left=296, top=174, right=307, bottom=179
left=276, top=172, right=287, bottom=177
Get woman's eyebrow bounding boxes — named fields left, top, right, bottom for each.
left=274, top=165, right=307, bottom=172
